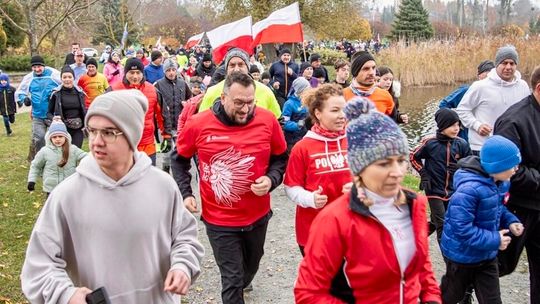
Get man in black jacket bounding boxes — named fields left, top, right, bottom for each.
left=154, top=58, right=192, bottom=172
left=494, top=65, right=540, bottom=304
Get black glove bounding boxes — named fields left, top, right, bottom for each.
left=27, top=182, right=35, bottom=191
left=44, top=118, right=52, bottom=127
left=419, top=170, right=431, bottom=192
left=112, top=69, right=120, bottom=76
left=160, top=138, right=172, bottom=153
left=23, top=97, right=32, bottom=106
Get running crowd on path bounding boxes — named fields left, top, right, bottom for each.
left=1, top=41, right=538, bottom=304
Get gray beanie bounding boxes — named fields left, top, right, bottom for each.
left=345, top=96, right=409, bottom=175
left=291, top=77, right=311, bottom=97
left=85, top=90, right=148, bottom=151
left=495, top=45, right=519, bottom=66
left=224, top=48, right=250, bottom=70
left=162, top=58, right=178, bottom=72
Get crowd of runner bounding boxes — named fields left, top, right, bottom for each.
left=1, top=40, right=539, bottom=304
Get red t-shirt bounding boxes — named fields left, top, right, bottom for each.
left=178, top=107, right=287, bottom=227
left=284, top=132, right=352, bottom=246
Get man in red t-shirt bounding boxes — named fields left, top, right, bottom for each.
left=176, top=72, right=288, bottom=303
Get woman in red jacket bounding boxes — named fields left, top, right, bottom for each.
left=284, top=84, right=352, bottom=255
left=295, top=97, right=441, bottom=304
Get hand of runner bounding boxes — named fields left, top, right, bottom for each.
left=164, top=269, right=191, bottom=295
left=313, top=186, right=328, bottom=209
left=184, top=196, right=198, bottom=213
left=251, top=176, right=272, bottom=196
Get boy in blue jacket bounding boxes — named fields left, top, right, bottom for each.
left=440, top=135, right=524, bottom=304
left=282, top=77, right=311, bottom=153
left=411, top=108, right=471, bottom=244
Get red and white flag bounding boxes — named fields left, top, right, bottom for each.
left=185, top=32, right=204, bottom=50
left=206, top=16, right=253, bottom=64
left=251, top=2, right=303, bottom=48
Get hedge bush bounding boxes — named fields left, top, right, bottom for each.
left=0, top=55, right=60, bottom=72
left=311, top=48, right=347, bottom=66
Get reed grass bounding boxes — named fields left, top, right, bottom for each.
left=377, top=36, right=540, bottom=87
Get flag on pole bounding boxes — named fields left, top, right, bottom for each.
left=206, top=16, right=253, bottom=64
left=251, top=2, right=303, bottom=48
left=156, top=36, right=162, bottom=50
left=120, top=23, right=128, bottom=50
left=185, top=32, right=204, bottom=50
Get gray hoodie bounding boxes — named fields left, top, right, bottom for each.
left=21, top=152, right=204, bottom=304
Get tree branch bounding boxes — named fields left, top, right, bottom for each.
left=0, top=4, right=29, bottom=33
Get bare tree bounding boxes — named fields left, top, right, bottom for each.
left=0, top=0, right=102, bottom=55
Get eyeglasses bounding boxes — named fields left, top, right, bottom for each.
left=233, top=100, right=256, bottom=109
left=86, top=127, right=124, bottom=143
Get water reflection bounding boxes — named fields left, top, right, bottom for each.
left=399, top=85, right=458, bottom=148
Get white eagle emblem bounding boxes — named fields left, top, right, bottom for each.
left=202, top=146, right=255, bottom=207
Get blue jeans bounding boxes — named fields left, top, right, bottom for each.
left=3, top=115, right=14, bottom=134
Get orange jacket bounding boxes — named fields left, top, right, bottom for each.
left=343, top=86, right=395, bottom=116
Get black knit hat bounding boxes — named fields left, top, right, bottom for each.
left=279, top=48, right=291, bottom=57
left=61, top=65, right=75, bottom=77
left=313, top=67, right=325, bottom=79
left=86, top=57, right=98, bottom=68
left=299, top=62, right=312, bottom=74
left=310, top=53, right=321, bottom=63
left=202, top=53, right=212, bottom=62
left=351, top=51, right=375, bottom=77
left=150, top=50, right=162, bottom=62
left=249, top=64, right=260, bottom=74
left=124, top=58, right=145, bottom=74
left=435, top=108, right=460, bottom=132
left=31, top=55, right=45, bottom=67
left=477, top=60, right=495, bottom=75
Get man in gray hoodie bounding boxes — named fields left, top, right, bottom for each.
left=21, top=90, right=204, bottom=304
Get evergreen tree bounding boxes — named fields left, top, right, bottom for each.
left=92, top=0, right=140, bottom=48
left=391, top=0, right=434, bottom=41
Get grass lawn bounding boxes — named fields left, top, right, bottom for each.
left=0, top=113, right=43, bottom=304
left=0, top=113, right=420, bottom=303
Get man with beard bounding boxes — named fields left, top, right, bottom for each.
left=175, top=72, right=287, bottom=304
left=78, top=58, right=110, bottom=109
left=343, top=51, right=394, bottom=116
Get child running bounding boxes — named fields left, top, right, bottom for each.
left=27, top=120, right=87, bottom=196
left=411, top=108, right=471, bottom=244
left=0, top=74, right=17, bottom=136
left=440, top=135, right=524, bottom=304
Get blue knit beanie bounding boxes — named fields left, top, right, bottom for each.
left=480, top=135, right=521, bottom=174
left=345, top=97, right=409, bottom=175
left=48, top=121, right=69, bottom=138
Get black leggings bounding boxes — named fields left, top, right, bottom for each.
left=67, top=127, right=84, bottom=148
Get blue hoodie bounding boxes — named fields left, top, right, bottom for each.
left=144, top=63, right=165, bottom=84
left=440, top=156, right=519, bottom=264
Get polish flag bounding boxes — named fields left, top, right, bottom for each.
left=251, top=2, right=303, bottom=48
left=185, top=32, right=204, bottom=50
left=206, top=16, right=253, bottom=64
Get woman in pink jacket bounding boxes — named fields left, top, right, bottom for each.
left=103, top=51, right=124, bottom=87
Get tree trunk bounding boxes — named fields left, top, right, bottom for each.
left=25, top=5, right=38, bottom=55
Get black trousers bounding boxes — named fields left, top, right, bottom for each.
left=498, top=205, right=540, bottom=304
left=206, top=219, right=269, bottom=304
left=67, top=127, right=84, bottom=148
left=441, top=258, right=501, bottom=304
left=428, top=198, right=448, bottom=245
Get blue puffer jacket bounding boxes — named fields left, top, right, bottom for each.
left=15, top=67, right=61, bottom=119
left=144, top=64, right=165, bottom=85
left=440, top=156, right=520, bottom=264
left=282, top=94, right=308, bottom=147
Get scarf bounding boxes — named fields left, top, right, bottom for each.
left=349, top=79, right=376, bottom=97
left=311, top=123, right=345, bottom=139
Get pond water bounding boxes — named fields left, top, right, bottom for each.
left=399, top=84, right=459, bottom=148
